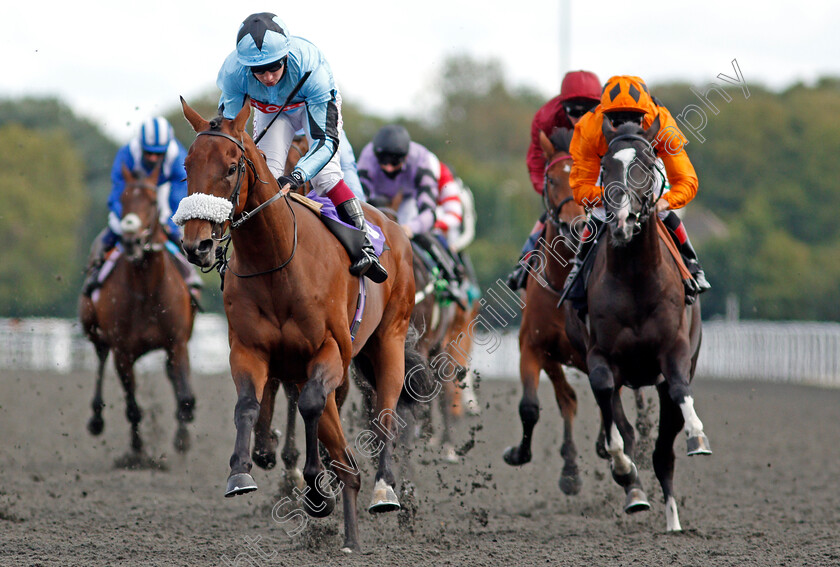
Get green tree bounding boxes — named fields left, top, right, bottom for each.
left=0, top=124, right=88, bottom=316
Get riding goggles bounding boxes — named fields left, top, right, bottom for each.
left=251, top=57, right=286, bottom=75
left=563, top=100, right=597, bottom=119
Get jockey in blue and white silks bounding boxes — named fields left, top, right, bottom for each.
left=82, top=117, right=202, bottom=297
left=214, top=12, right=386, bottom=283
left=106, top=117, right=188, bottom=246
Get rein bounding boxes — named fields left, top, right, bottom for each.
left=194, top=130, right=299, bottom=278
left=542, top=154, right=575, bottom=231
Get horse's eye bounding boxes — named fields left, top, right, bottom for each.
left=227, top=164, right=237, bottom=177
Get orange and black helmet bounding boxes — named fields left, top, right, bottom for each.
left=599, top=76, right=656, bottom=115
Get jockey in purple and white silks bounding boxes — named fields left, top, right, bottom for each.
left=82, top=117, right=202, bottom=297
left=358, top=125, right=468, bottom=306
left=357, top=125, right=440, bottom=239
left=215, top=12, right=386, bottom=282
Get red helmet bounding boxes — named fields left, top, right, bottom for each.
left=559, top=70, right=602, bottom=102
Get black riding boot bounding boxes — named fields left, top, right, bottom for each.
left=565, top=218, right=603, bottom=316
left=335, top=198, right=388, bottom=283
left=661, top=212, right=711, bottom=293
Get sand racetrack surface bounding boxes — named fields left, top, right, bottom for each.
left=1, top=368, right=839, bottom=566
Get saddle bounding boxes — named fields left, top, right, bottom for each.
left=293, top=191, right=388, bottom=260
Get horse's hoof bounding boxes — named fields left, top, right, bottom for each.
left=611, top=462, right=638, bottom=486
left=225, top=473, right=258, bottom=498
left=252, top=449, right=277, bottom=470
left=624, top=488, right=651, bottom=514
left=87, top=415, right=104, bottom=436
left=595, top=437, right=609, bottom=460
left=442, top=443, right=459, bottom=463
left=503, top=445, right=530, bottom=466
left=177, top=399, right=195, bottom=423
left=559, top=467, right=582, bottom=496
left=302, top=493, right=335, bottom=518
left=368, top=479, right=400, bottom=513
left=341, top=542, right=360, bottom=554
left=687, top=434, right=712, bottom=456
left=174, top=426, right=190, bottom=454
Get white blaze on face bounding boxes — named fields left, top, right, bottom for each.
left=120, top=213, right=142, bottom=235
left=611, top=148, right=636, bottom=229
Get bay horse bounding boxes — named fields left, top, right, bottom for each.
left=366, top=194, right=468, bottom=461
left=502, top=128, right=588, bottom=493
left=79, top=164, right=197, bottom=457
left=178, top=98, right=419, bottom=552
left=565, top=116, right=711, bottom=531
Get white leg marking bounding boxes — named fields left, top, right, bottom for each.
left=665, top=495, right=682, bottom=531
left=680, top=396, right=705, bottom=438
left=607, top=423, right=633, bottom=475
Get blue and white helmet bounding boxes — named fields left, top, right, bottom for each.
left=138, top=117, right=174, bottom=153
left=236, top=13, right=291, bottom=67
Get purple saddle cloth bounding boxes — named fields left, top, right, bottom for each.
left=304, top=191, right=387, bottom=257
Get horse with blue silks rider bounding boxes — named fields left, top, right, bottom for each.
left=81, top=117, right=203, bottom=302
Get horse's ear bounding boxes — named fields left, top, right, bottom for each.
left=181, top=96, right=210, bottom=132
left=538, top=130, right=555, bottom=160
left=232, top=97, right=251, bottom=134
left=643, top=114, right=662, bottom=144
left=602, top=115, right=617, bottom=142
left=121, top=164, right=135, bottom=182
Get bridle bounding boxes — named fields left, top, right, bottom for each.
left=121, top=180, right=165, bottom=261
left=194, top=129, right=298, bottom=278
left=601, top=134, right=665, bottom=228
left=542, top=153, right=575, bottom=235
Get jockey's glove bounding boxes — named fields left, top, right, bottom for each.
left=277, top=170, right=304, bottom=191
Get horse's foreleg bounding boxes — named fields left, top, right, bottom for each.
left=297, top=340, right=345, bottom=518
left=225, top=348, right=268, bottom=497
left=315, top=393, right=362, bottom=553
left=545, top=361, right=581, bottom=495
left=87, top=342, right=109, bottom=436
left=252, top=377, right=281, bottom=470
left=662, top=346, right=712, bottom=456
left=166, top=341, right=195, bottom=453
left=654, top=381, right=685, bottom=531
left=368, top=336, right=406, bottom=514
left=114, top=351, right=142, bottom=453
left=279, top=382, right=301, bottom=475
left=503, top=345, right=541, bottom=467
left=588, top=352, right=649, bottom=512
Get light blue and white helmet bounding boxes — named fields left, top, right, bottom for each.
left=236, top=13, right=291, bottom=67
left=138, top=117, right=174, bottom=153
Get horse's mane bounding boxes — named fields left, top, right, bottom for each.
left=549, top=127, right=573, bottom=153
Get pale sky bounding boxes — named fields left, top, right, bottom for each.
left=3, top=1, right=838, bottom=143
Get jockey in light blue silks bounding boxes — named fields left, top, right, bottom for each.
left=82, top=117, right=203, bottom=297
left=214, top=12, right=386, bottom=282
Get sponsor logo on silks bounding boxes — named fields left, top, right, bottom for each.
left=250, top=99, right=306, bottom=114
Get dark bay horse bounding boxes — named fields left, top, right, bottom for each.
left=565, top=116, right=710, bottom=531
left=79, top=164, right=197, bottom=457
left=178, top=98, right=419, bottom=552
left=502, top=128, right=589, bottom=493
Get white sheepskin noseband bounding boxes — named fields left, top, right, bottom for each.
left=172, top=194, right=233, bottom=226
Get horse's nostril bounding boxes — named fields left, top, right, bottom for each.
left=197, top=239, right=214, bottom=255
